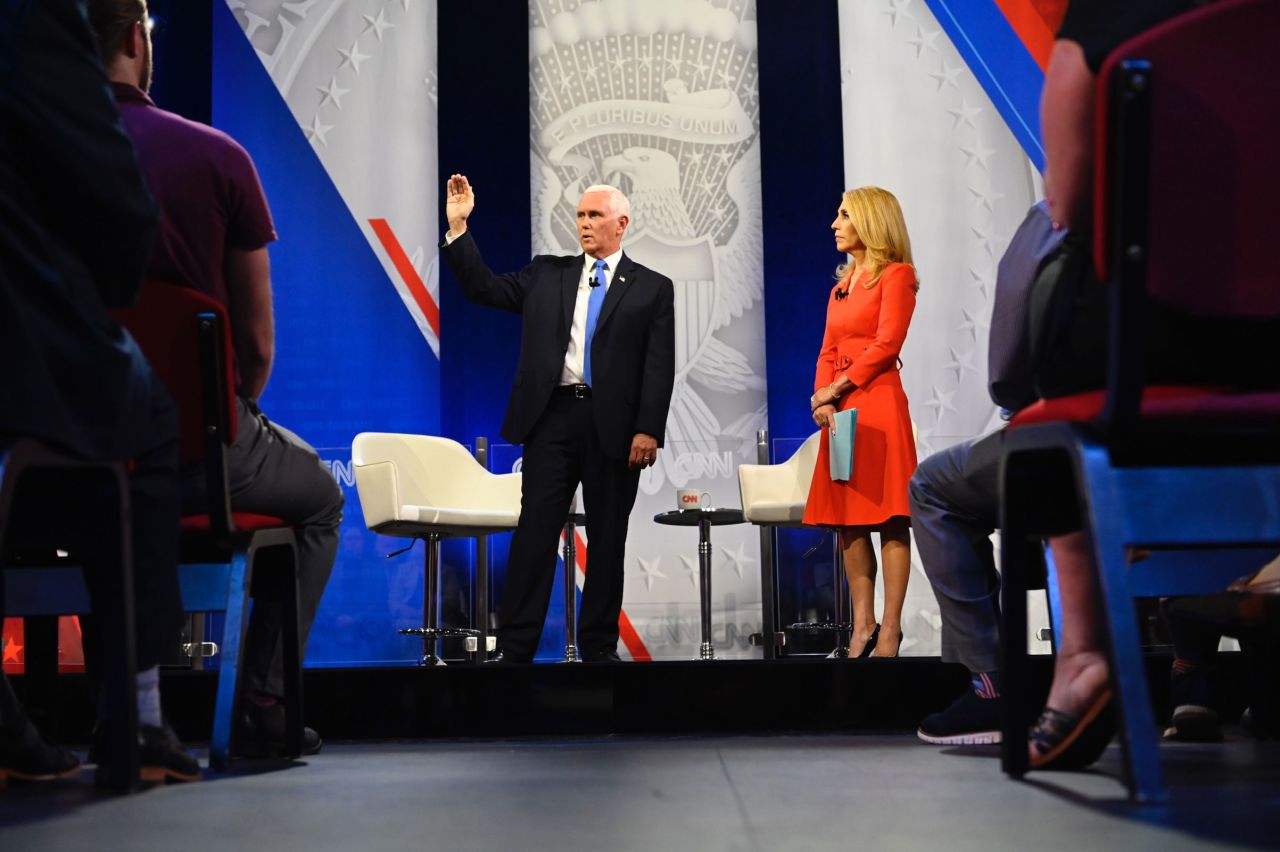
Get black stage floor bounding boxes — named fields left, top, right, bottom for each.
left=21, top=656, right=998, bottom=743
left=5, top=656, right=1276, bottom=849
left=13, top=653, right=1253, bottom=745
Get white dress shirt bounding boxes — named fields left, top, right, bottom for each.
left=560, top=248, right=623, bottom=386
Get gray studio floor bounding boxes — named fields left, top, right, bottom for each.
left=1, top=733, right=1278, bottom=851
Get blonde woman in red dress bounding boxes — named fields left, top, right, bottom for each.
left=804, top=186, right=919, bottom=659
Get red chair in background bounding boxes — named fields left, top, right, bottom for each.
left=998, top=0, right=1280, bottom=803
left=113, top=282, right=304, bottom=771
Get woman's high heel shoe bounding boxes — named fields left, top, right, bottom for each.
left=854, top=624, right=880, bottom=659
left=870, top=629, right=903, bottom=658
left=1029, top=689, right=1115, bottom=770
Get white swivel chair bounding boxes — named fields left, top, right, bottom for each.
left=737, top=431, right=822, bottom=658
left=738, top=431, right=822, bottom=527
left=351, top=433, right=521, bottom=665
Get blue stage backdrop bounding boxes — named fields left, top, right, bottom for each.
left=212, top=1, right=442, bottom=665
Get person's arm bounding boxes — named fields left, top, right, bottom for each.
left=810, top=298, right=840, bottom=410
left=439, top=173, right=537, bottom=313
left=841, top=266, right=918, bottom=388
left=224, top=245, right=274, bottom=399
left=630, top=274, right=676, bottom=468
left=1041, top=39, right=1095, bottom=232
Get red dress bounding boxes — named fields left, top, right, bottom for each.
left=803, top=263, right=918, bottom=527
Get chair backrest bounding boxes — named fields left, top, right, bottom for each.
left=738, top=431, right=821, bottom=525
left=352, top=432, right=521, bottom=521
left=1092, top=0, right=1280, bottom=319
left=112, top=281, right=238, bottom=539
left=111, top=281, right=237, bottom=465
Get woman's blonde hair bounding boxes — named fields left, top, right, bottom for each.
left=834, top=186, right=917, bottom=289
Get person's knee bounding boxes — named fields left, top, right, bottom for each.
left=908, top=455, right=944, bottom=512
left=323, top=474, right=345, bottom=521
left=294, top=451, right=343, bottom=528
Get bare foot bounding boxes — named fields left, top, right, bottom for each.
left=1028, top=649, right=1111, bottom=763
left=1045, top=650, right=1110, bottom=715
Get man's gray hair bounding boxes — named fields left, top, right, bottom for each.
left=582, top=183, right=630, bottom=217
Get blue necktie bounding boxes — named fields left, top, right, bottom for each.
left=582, top=259, right=607, bottom=386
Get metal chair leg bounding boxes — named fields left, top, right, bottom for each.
left=1000, top=532, right=1033, bottom=779
left=422, top=533, right=442, bottom=666
left=277, top=542, right=304, bottom=758
left=1082, top=454, right=1167, bottom=803
left=832, top=534, right=850, bottom=658
left=210, top=550, right=251, bottom=772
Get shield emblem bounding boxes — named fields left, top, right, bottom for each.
left=622, top=229, right=719, bottom=373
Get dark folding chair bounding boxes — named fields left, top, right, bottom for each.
left=998, top=0, right=1280, bottom=803
left=113, top=283, right=304, bottom=771
left=0, top=440, right=138, bottom=791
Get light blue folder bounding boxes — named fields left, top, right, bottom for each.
left=829, top=408, right=857, bottom=481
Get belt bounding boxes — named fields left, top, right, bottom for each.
left=553, top=383, right=592, bottom=399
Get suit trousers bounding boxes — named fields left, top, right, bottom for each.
left=182, top=398, right=343, bottom=697
left=500, top=390, right=640, bottom=661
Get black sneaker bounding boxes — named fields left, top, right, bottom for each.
left=0, top=712, right=80, bottom=783
left=917, top=690, right=1002, bottom=745
left=1242, top=706, right=1280, bottom=740
left=1163, top=667, right=1221, bottom=742
left=234, top=701, right=322, bottom=758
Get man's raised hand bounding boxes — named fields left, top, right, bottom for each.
left=446, top=173, right=475, bottom=236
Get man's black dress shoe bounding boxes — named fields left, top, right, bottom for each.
left=485, top=651, right=532, bottom=665
left=582, top=650, right=621, bottom=663
left=138, top=722, right=202, bottom=783
left=235, top=701, right=322, bottom=758
left=93, top=721, right=201, bottom=785
left=0, top=712, right=80, bottom=783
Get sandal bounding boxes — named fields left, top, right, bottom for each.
left=1029, top=689, right=1115, bottom=770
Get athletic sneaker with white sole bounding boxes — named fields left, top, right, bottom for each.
left=917, top=690, right=1002, bottom=745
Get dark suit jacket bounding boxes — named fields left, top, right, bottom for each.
left=442, top=230, right=675, bottom=460
left=0, top=0, right=159, bottom=460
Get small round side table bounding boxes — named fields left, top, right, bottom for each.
left=653, top=507, right=746, bottom=660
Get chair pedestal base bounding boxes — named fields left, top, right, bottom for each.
left=790, top=622, right=853, bottom=657
left=399, top=626, right=482, bottom=667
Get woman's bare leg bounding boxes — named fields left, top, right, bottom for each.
left=842, top=527, right=878, bottom=656
left=872, top=516, right=911, bottom=657
left=1030, top=530, right=1111, bottom=759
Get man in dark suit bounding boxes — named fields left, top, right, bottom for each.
left=441, top=173, right=675, bottom=663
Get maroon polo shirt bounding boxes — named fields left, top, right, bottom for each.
left=110, top=83, right=276, bottom=310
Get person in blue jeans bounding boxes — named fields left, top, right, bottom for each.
left=911, top=202, right=1061, bottom=746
